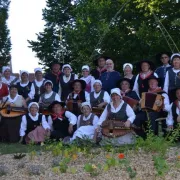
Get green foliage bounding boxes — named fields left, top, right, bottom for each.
left=0, top=0, right=11, bottom=70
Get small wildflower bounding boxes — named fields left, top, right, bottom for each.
left=40, top=142, right=44, bottom=146
left=92, top=164, right=97, bottom=169
left=72, top=154, right=78, bottom=160
left=106, top=154, right=111, bottom=159
left=118, top=153, right=125, bottom=159
left=177, top=155, right=180, bottom=160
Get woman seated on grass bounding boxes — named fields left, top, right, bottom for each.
left=48, top=101, right=77, bottom=141
left=69, top=102, right=99, bottom=142
left=19, top=102, right=50, bottom=144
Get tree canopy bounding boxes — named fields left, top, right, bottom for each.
left=0, top=0, right=11, bottom=70
left=28, top=0, right=180, bottom=72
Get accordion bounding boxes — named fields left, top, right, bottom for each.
left=101, top=120, right=135, bottom=138
left=123, top=96, right=139, bottom=110
left=66, top=100, right=82, bottom=115
left=141, top=92, right=164, bottom=112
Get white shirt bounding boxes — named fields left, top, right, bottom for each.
left=20, top=81, right=35, bottom=99
left=77, top=113, right=99, bottom=129
left=67, top=91, right=90, bottom=102
left=92, top=91, right=110, bottom=103
left=163, top=68, right=180, bottom=93
left=162, top=93, right=170, bottom=112
left=39, top=91, right=61, bottom=103
left=58, top=74, right=78, bottom=96
left=98, top=100, right=136, bottom=126
left=133, top=73, right=158, bottom=97
left=20, top=113, right=50, bottom=136
left=166, top=102, right=180, bottom=126
left=48, top=111, right=77, bottom=131
left=34, top=79, right=45, bottom=87
left=80, top=75, right=95, bottom=92
left=2, top=76, right=19, bottom=86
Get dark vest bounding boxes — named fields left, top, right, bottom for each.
left=60, top=74, right=75, bottom=101
left=107, top=102, right=128, bottom=121
left=79, top=113, right=95, bottom=127
left=51, top=112, right=70, bottom=136
left=17, top=82, right=32, bottom=99
left=32, top=80, right=46, bottom=102
left=40, top=92, right=56, bottom=108
left=168, top=69, right=180, bottom=91
left=90, top=90, right=105, bottom=107
left=25, top=114, right=42, bottom=135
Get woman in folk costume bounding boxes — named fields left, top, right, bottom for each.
left=0, top=85, right=27, bottom=142
left=59, top=64, right=78, bottom=101
left=1, top=66, right=19, bottom=86
left=47, top=101, right=77, bottom=140
left=80, top=65, right=95, bottom=93
left=134, top=76, right=170, bottom=137
left=67, top=79, right=90, bottom=115
left=133, top=60, right=158, bottom=98
left=45, top=61, right=62, bottom=93
left=117, top=78, right=139, bottom=101
left=32, top=67, right=46, bottom=102
left=0, top=73, right=9, bottom=103
left=123, top=63, right=136, bottom=87
left=96, top=88, right=136, bottom=145
left=166, top=87, right=180, bottom=135
left=16, top=70, right=35, bottom=105
left=155, top=52, right=172, bottom=88
left=19, top=102, right=50, bottom=144
left=164, top=53, right=180, bottom=103
left=91, top=56, right=107, bottom=79
left=39, top=80, right=61, bottom=109
left=100, top=59, right=121, bottom=94
left=70, top=102, right=99, bottom=141
left=90, top=80, right=110, bottom=108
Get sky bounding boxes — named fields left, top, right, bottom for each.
left=8, top=0, right=46, bottom=73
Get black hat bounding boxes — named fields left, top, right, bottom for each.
left=48, top=101, right=66, bottom=112
left=71, top=79, right=86, bottom=90
left=156, top=52, right=172, bottom=62
left=93, top=55, right=109, bottom=66
left=135, top=60, right=155, bottom=72
left=116, top=78, right=133, bottom=90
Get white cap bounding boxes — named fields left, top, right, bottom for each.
left=62, top=64, right=72, bottom=71
left=123, top=63, right=133, bottom=71
left=82, top=65, right=90, bottom=71
left=20, top=70, right=29, bottom=76
left=34, top=67, right=43, bottom=73
left=93, top=80, right=102, bottom=86
left=28, top=102, right=39, bottom=112
left=81, top=102, right=92, bottom=110
left=2, top=66, right=11, bottom=74
left=44, top=80, right=53, bottom=87
left=110, top=88, right=121, bottom=97
left=171, top=53, right=180, bottom=61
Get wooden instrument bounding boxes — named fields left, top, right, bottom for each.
left=141, top=92, right=164, bottom=112
left=101, top=120, right=138, bottom=138
left=39, top=108, right=51, bottom=116
left=66, top=100, right=82, bottom=114
left=123, top=96, right=139, bottom=110
left=92, top=107, right=104, bottom=117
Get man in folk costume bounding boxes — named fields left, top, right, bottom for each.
left=90, top=80, right=110, bottom=108
left=1, top=66, right=19, bottom=86
left=39, top=80, right=61, bottom=109
left=16, top=70, right=35, bottom=105
left=69, top=102, right=99, bottom=142
left=67, top=79, right=90, bottom=115
left=19, top=102, right=50, bottom=144
left=96, top=88, right=136, bottom=145
left=0, top=73, right=9, bottom=104
left=45, top=61, right=62, bottom=93
left=133, top=60, right=158, bottom=98
left=32, top=68, right=46, bottom=102
left=166, top=87, right=180, bottom=136
left=80, top=65, right=95, bottom=93
left=155, top=52, right=172, bottom=88
left=134, top=76, right=170, bottom=137
left=47, top=101, right=77, bottom=140
left=91, top=55, right=107, bottom=79
left=164, top=53, right=180, bottom=103
left=59, top=64, right=78, bottom=101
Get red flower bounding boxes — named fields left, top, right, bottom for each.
left=118, top=153, right=125, bottom=159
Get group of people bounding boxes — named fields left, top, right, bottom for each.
left=0, top=52, right=180, bottom=145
